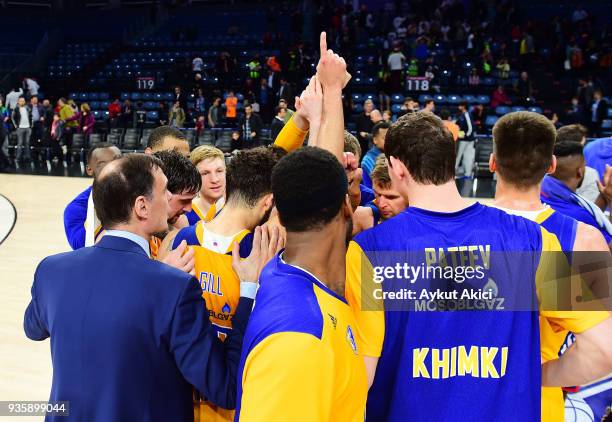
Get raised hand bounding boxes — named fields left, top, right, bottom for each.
left=231, top=226, right=283, bottom=285
left=295, top=75, right=323, bottom=145
left=596, top=164, right=612, bottom=204
left=316, top=32, right=350, bottom=91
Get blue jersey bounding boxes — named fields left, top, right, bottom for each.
left=346, top=203, right=560, bottom=421
left=360, top=183, right=375, bottom=206
left=63, top=186, right=91, bottom=250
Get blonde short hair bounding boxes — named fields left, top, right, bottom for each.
left=190, top=145, right=225, bottom=166
left=371, top=155, right=391, bottom=188
left=343, top=131, right=361, bottom=159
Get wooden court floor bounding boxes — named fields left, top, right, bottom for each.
left=0, top=174, right=89, bottom=421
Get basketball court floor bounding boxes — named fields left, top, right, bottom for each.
left=0, top=174, right=89, bottom=421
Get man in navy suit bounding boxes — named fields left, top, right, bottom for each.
left=25, top=153, right=280, bottom=421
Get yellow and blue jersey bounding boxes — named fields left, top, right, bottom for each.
left=346, top=202, right=562, bottom=421
left=185, top=198, right=225, bottom=226
left=172, top=222, right=253, bottom=422
left=496, top=206, right=610, bottom=422
left=235, top=254, right=368, bottom=421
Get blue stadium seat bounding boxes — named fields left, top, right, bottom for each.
left=120, top=93, right=130, bottom=100
left=463, top=95, right=477, bottom=104
left=90, top=93, right=100, bottom=100
left=607, top=108, right=612, bottom=118
left=90, top=101, right=101, bottom=109
left=364, top=93, right=376, bottom=101
left=353, top=104, right=364, bottom=113
left=418, top=94, right=433, bottom=103
left=131, top=93, right=142, bottom=101
left=495, top=106, right=511, bottom=116
left=447, top=95, right=462, bottom=104
left=391, top=94, right=404, bottom=104
left=146, top=111, right=159, bottom=121
left=164, top=93, right=174, bottom=101
left=511, top=106, right=526, bottom=113
left=433, top=94, right=447, bottom=104
left=391, top=104, right=402, bottom=113
left=481, top=77, right=495, bottom=87
left=352, top=93, right=364, bottom=103
left=144, top=101, right=157, bottom=110
left=476, top=95, right=490, bottom=105
left=485, top=115, right=499, bottom=127
left=527, top=106, right=543, bottom=114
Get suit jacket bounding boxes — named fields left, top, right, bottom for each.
left=270, top=117, right=285, bottom=141
left=277, top=84, right=294, bottom=107
left=24, top=235, right=252, bottom=422
left=594, top=99, right=608, bottom=124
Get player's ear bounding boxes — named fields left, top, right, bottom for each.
left=144, top=147, right=153, bottom=155
left=86, top=164, right=94, bottom=177
left=262, top=193, right=274, bottom=211
left=488, top=153, right=496, bottom=173
left=342, top=194, right=353, bottom=218
left=546, top=155, right=557, bottom=175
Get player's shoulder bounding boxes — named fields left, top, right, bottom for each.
left=173, top=223, right=200, bottom=249
left=247, top=256, right=325, bottom=347
left=482, top=203, right=546, bottom=245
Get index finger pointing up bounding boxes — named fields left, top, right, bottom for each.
left=320, top=32, right=327, bottom=58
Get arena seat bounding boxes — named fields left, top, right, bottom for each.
left=495, top=106, right=511, bottom=116
left=485, top=115, right=499, bottom=127
left=511, top=106, right=526, bottom=113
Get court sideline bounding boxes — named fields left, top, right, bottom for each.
left=0, top=174, right=89, bottom=421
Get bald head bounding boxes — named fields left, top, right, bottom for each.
left=551, top=141, right=585, bottom=192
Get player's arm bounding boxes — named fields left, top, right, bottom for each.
left=345, top=240, right=385, bottom=388
left=63, top=192, right=89, bottom=250
left=572, top=222, right=612, bottom=300
left=348, top=167, right=363, bottom=210
left=239, top=332, right=334, bottom=421
left=352, top=206, right=373, bottom=237
left=542, top=316, right=612, bottom=387
left=316, top=32, right=348, bottom=162
left=272, top=115, right=308, bottom=153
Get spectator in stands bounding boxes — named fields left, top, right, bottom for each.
left=519, top=32, right=535, bottom=70
left=193, top=73, right=204, bottom=96
left=230, top=130, right=241, bottom=151
left=238, top=104, right=263, bottom=148
left=248, top=55, right=261, bottom=80
left=58, top=98, right=76, bottom=160
left=491, top=84, right=511, bottom=109
left=258, top=78, right=271, bottom=121
left=217, top=52, right=236, bottom=89
left=277, top=77, right=294, bottom=109
left=356, top=99, right=375, bottom=157
left=557, top=124, right=600, bottom=203
left=472, top=104, right=487, bottom=133
left=157, top=102, right=168, bottom=126
left=565, top=96, right=584, bottom=125
left=440, top=108, right=459, bottom=142
left=195, top=116, right=205, bottom=138
left=468, top=68, right=480, bottom=87
left=208, top=97, right=221, bottom=129
left=29, top=96, right=45, bottom=150
left=422, top=99, right=435, bottom=114
left=11, top=97, right=32, bottom=162
left=270, top=106, right=286, bottom=142
left=169, top=101, right=186, bottom=128
left=496, top=58, right=510, bottom=79
left=455, top=102, right=476, bottom=178
left=67, top=99, right=78, bottom=114
left=66, top=103, right=95, bottom=137
left=5, top=87, right=23, bottom=110
left=41, top=99, right=53, bottom=132
left=361, top=121, right=391, bottom=189
left=0, top=98, right=9, bottom=169
left=398, top=97, right=418, bottom=117
left=370, top=109, right=383, bottom=125
left=541, top=141, right=612, bottom=245
left=195, top=88, right=206, bottom=117
left=108, top=98, right=121, bottom=129
left=121, top=100, right=133, bottom=129
left=515, top=71, right=534, bottom=104
left=174, top=86, right=187, bottom=111
left=382, top=110, right=392, bottom=123
left=572, top=4, right=589, bottom=23
left=192, top=56, right=203, bottom=74
left=576, top=78, right=594, bottom=108
left=589, top=90, right=608, bottom=138
left=48, top=113, right=64, bottom=163
left=224, top=91, right=238, bottom=125
left=387, top=46, right=406, bottom=93
left=278, top=99, right=294, bottom=123
left=23, top=77, right=40, bottom=98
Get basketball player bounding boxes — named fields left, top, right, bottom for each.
left=144, top=125, right=190, bottom=157
left=344, top=112, right=612, bottom=421
left=352, top=155, right=408, bottom=236
left=167, top=147, right=279, bottom=422
left=186, top=146, right=226, bottom=225
left=490, top=111, right=612, bottom=422
left=63, top=142, right=121, bottom=249
left=235, top=147, right=368, bottom=421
